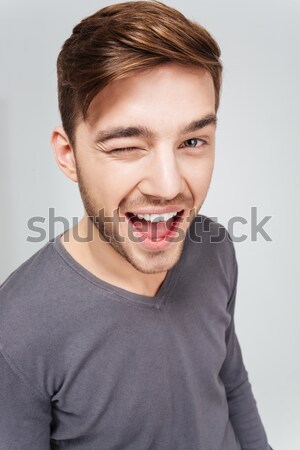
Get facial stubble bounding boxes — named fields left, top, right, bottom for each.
left=75, top=162, right=192, bottom=275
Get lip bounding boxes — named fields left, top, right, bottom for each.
left=123, top=209, right=185, bottom=252
left=124, top=207, right=185, bottom=216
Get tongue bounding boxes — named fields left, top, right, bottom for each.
left=130, top=216, right=175, bottom=239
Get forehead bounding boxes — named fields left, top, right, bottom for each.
left=82, top=63, right=215, bottom=137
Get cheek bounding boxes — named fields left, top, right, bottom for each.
left=87, top=161, right=142, bottom=204
left=184, top=157, right=215, bottom=195
left=184, top=154, right=214, bottom=177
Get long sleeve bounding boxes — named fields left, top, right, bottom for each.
left=220, top=259, right=273, bottom=450
left=0, top=349, right=52, bottom=450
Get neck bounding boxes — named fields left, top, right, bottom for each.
left=60, top=214, right=168, bottom=298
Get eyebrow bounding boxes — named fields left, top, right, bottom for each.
left=94, top=113, right=217, bottom=144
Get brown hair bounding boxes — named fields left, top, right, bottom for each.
left=57, top=0, right=222, bottom=147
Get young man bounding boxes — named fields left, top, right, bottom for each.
left=0, top=1, right=273, bottom=449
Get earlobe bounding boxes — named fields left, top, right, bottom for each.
left=51, top=127, right=78, bottom=183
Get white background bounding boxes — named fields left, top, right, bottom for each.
left=0, top=0, right=299, bottom=448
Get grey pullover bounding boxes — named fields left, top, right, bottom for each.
left=0, top=215, right=272, bottom=450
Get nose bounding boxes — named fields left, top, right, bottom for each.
left=137, top=146, right=184, bottom=200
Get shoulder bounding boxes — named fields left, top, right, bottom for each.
left=0, top=238, right=64, bottom=303
left=0, top=239, right=69, bottom=354
left=187, top=213, right=235, bottom=251
left=0, top=239, right=57, bottom=297
left=182, top=213, right=237, bottom=286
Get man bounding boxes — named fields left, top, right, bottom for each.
left=0, top=1, right=273, bottom=449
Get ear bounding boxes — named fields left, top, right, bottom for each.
left=51, top=126, right=78, bottom=183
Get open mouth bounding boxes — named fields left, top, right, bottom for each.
left=125, top=210, right=184, bottom=241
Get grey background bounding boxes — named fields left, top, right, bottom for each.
left=0, top=0, right=299, bottom=448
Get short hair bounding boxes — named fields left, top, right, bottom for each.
left=57, top=0, right=223, bottom=147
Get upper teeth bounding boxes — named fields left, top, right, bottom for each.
left=136, top=211, right=178, bottom=222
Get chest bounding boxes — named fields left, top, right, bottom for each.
left=50, top=283, right=231, bottom=447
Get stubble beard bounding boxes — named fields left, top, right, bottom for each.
left=76, top=168, right=191, bottom=275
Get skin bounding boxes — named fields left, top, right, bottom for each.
left=51, top=62, right=216, bottom=297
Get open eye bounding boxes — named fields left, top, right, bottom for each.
left=181, top=138, right=207, bottom=148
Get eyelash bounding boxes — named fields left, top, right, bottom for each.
left=111, top=138, right=207, bottom=153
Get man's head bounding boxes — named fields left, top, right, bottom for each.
left=51, top=1, right=222, bottom=275
left=56, top=0, right=222, bottom=148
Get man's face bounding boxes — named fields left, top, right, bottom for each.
left=73, top=62, right=216, bottom=274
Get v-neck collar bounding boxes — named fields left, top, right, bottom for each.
left=51, top=231, right=184, bottom=309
